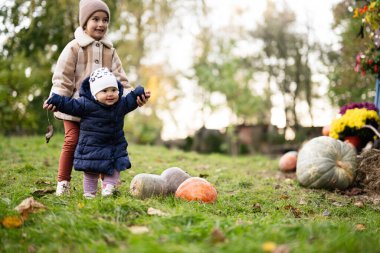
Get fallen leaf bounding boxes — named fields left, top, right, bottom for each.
left=284, top=204, right=301, bottom=218
left=77, top=202, right=85, bottom=209
left=262, top=241, right=277, bottom=252
left=43, top=158, right=51, bottom=167
left=14, top=197, right=47, bottom=218
left=299, top=198, right=307, bottom=205
left=273, top=244, right=290, bottom=253
left=355, top=224, right=366, bottom=231
left=32, top=188, right=55, bottom=197
left=353, top=201, right=364, bottom=208
left=1, top=215, right=24, bottom=228
left=345, top=187, right=363, bottom=196
left=332, top=201, right=345, bottom=207
left=253, top=203, right=262, bottom=212
left=28, top=245, right=37, bottom=253
left=128, top=225, right=149, bottom=234
left=210, top=228, right=226, bottom=244
left=147, top=207, right=168, bottom=216
left=35, top=180, right=53, bottom=185
left=45, top=124, right=54, bottom=143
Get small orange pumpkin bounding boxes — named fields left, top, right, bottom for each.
left=322, top=125, right=330, bottom=136
left=175, top=177, right=217, bottom=203
left=279, top=151, right=298, bottom=172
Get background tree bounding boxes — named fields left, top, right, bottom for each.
left=252, top=0, right=320, bottom=133
left=110, top=0, right=180, bottom=144
left=192, top=1, right=265, bottom=126
left=0, top=0, right=78, bottom=134
left=0, top=0, right=179, bottom=143
left=326, top=0, right=374, bottom=107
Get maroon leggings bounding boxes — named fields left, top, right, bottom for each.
left=57, top=120, right=79, bottom=182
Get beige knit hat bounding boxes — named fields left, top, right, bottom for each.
left=79, top=0, right=110, bottom=28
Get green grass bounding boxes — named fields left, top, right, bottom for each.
left=1, top=135, right=380, bottom=253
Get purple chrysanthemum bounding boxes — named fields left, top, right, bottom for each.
left=339, top=102, right=379, bottom=115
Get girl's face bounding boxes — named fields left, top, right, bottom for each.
left=95, top=87, right=119, bottom=106
left=84, top=11, right=109, bottom=40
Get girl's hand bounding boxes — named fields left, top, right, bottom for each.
left=137, top=90, right=151, bottom=107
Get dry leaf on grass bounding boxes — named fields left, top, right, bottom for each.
left=128, top=225, right=149, bottom=234
left=284, top=204, right=301, bottom=218
left=35, top=180, right=53, bottom=185
left=272, top=244, right=290, bottom=253
left=147, top=207, right=168, bottom=216
left=14, top=197, right=46, bottom=218
left=355, top=224, right=366, bottom=231
left=1, top=215, right=24, bottom=228
left=32, top=188, right=55, bottom=197
left=353, top=201, right=364, bottom=208
left=210, top=228, right=226, bottom=244
left=299, top=198, right=307, bottom=205
left=262, top=241, right=277, bottom=252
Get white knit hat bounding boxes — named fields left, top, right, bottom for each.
left=89, top=68, right=118, bottom=98
left=79, top=0, right=110, bottom=28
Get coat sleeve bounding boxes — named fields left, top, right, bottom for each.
left=47, top=93, right=87, bottom=117
left=50, top=40, right=78, bottom=97
left=121, top=86, right=145, bottom=114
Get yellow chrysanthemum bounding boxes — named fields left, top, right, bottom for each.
left=329, top=108, right=380, bottom=140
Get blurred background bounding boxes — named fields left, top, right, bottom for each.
left=0, top=0, right=375, bottom=155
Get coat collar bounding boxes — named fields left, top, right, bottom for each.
left=74, top=27, right=113, bottom=48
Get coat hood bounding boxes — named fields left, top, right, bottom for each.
left=79, top=76, right=124, bottom=102
left=74, top=27, right=113, bottom=48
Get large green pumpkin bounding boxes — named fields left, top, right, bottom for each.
left=296, top=136, right=357, bottom=190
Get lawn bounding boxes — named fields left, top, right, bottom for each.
left=1, top=135, right=380, bottom=253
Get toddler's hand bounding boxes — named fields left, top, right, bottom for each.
left=43, top=99, right=57, bottom=112
left=137, top=90, right=151, bottom=107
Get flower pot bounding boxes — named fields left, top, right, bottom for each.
left=344, top=136, right=362, bottom=150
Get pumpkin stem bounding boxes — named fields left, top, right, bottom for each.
left=336, top=160, right=354, bottom=181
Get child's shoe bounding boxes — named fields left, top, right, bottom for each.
left=83, top=193, right=96, bottom=199
left=56, top=181, right=70, bottom=196
left=101, top=184, right=115, bottom=197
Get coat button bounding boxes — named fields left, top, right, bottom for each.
left=95, top=59, right=99, bottom=64
left=96, top=43, right=100, bottom=47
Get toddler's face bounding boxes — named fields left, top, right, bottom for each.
left=95, top=87, right=119, bottom=106
left=85, top=11, right=109, bottom=40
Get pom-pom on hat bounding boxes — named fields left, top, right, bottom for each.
left=79, top=0, right=110, bottom=28
left=89, top=67, right=118, bottom=98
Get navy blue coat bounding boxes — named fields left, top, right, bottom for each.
left=47, top=77, right=144, bottom=175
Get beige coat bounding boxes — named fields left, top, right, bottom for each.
left=50, top=27, right=132, bottom=121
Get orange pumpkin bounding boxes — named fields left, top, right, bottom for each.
left=175, top=177, right=217, bottom=203
left=322, top=125, right=330, bottom=136
left=279, top=151, right=297, bottom=172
